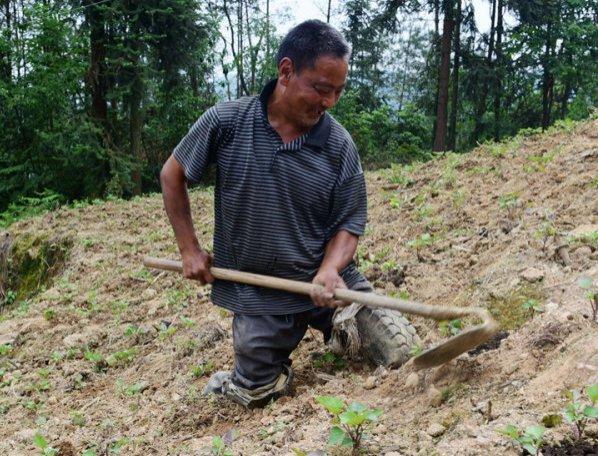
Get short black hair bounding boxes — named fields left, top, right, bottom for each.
left=276, top=20, right=351, bottom=73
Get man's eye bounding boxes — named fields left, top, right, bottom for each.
left=314, top=85, right=331, bottom=95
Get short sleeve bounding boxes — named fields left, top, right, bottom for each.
left=173, top=106, right=221, bottom=184
left=326, top=139, right=367, bottom=238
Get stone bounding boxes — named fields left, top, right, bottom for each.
left=427, top=423, right=447, bottom=437
left=568, top=224, right=598, bottom=238
left=0, top=333, right=17, bottom=346
left=405, top=372, right=420, bottom=389
left=426, top=385, right=443, bottom=407
left=63, top=332, right=86, bottom=348
left=520, top=267, right=544, bottom=283
left=363, top=375, right=377, bottom=390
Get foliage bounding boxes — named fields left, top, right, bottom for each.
left=211, top=436, right=233, bottom=456
left=497, top=424, right=546, bottom=455
left=577, top=276, right=597, bottom=322
left=315, top=395, right=382, bottom=454
left=563, top=385, right=598, bottom=440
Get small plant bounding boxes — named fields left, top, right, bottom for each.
left=563, top=384, right=598, bottom=440
left=578, top=276, right=597, bottom=322
left=42, top=308, right=55, bottom=321
left=84, top=350, right=107, bottom=372
left=106, top=349, right=137, bottom=367
left=1, top=290, right=17, bottom=308
left=498, top=192, right=519, bottom=220
left=70, top=410, right=86, bottom=427
left=497, top=424, right=546, bottom=455
left=407, top=233, right=434, bottom=261
left=33, top=433, right=58, bottom=456
left=439, top=319, right=463, bottom=337
left=409, top=344, right=423, bottom=356
left=315, top=395, right=382, bottom=454
left=534, top=222, right=557, bottom=254
left=124, top=325, right=140, bottom=337
left=389, top=195, right=401, bottom=209
left=0, top=343, right=12, bottom=356
left=522, top=299, right=544, bottom=317
left=312, top=351, right=346, bottom=372
left=190, top=361, right=215, bottom=378
left=211, top=436, right=233, bottom=456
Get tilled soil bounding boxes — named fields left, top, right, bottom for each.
left=0, top=119, right=597, bottom=455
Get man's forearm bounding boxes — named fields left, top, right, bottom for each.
left=160, top=157, right=201, bottom=255
left=319, top=230, right=359, bottom=273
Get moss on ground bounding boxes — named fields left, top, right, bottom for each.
left=1, top=231, right=72, bottom=305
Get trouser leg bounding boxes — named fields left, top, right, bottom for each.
left=231, top=313, right=307, bottom=389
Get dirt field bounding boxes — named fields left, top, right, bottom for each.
left=1, top=119, right=597, bottom=455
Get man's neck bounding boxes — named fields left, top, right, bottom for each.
left=267, top=81, right=308, bottom=143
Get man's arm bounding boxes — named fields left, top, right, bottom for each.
left=160, top=155, right=214, bottom=284
left=310, top=229, right=359, bottom=308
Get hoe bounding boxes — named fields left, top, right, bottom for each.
left=143, top=256, right=499, bottom=370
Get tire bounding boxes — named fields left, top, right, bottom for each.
left=355, top=306, right=420, bottom=368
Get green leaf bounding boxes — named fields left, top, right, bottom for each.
left=316, top=395, right=345, bottom=415
left=364, top=408, right=383, bottom=421
left=292, top=449, right=307, bottom=456
left=328, top=426, right=349, bottom=445
left=522, top=442, right=539, bottom=455
left=564, top=409, right=578, bottom=423
left=525, top=425, right=545, bottom=440
left=583, top=406, right=598, bottom=418
left=497, top=424, right=519, bottom=439
left=587, top=384, right=598, bottom=404
left=33, top=433, right=48, bottom=449
left=340, top=410, right=366, bottom=426
left=347, top=402, right=366, bottom=413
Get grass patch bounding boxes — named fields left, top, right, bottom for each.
left=487, top=285, right=546, bottom=330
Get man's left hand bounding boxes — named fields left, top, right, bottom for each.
left=311, top=267, right=348, bottom=308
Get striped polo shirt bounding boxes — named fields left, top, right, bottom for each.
left=173, top=79, right=367, bottom=315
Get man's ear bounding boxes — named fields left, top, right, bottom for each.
left=278, top=57, right=294, bottom=87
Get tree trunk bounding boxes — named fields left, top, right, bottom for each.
left=492, top=0, right=503, bottom=141
left=447, top=0, right=461, bottom=151
left=541, top=20, right=554, bottom=129
left=433, top=1, right=454, bottom=152
left=327, top=0, right=332, bottom=23
left=472, top=0, right=496, bottom=144
left=0, top=0, right=11, bottom=82
left=86, top=0, right=108, bottom=124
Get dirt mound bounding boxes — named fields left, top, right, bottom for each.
left=0, top=119, right=596, bottom=455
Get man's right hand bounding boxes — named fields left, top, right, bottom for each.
left=181, top=248, right=215, bottom=285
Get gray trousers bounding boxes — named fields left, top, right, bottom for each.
left=231, top=307, right=334, bottom=389
left=230, top=279, right=373, bottom=390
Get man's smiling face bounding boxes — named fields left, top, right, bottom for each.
left=281, top=55, right=348, bottom=129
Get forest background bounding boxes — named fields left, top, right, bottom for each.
left=0, top=0, right=596, bottom=225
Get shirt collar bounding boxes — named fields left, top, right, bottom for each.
left=259, top=78, right=331, bottom=150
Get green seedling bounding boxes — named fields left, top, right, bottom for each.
left=439, top=319, right=463, bottom=337
left=106, top=349, right=137, bottom=367
left=124, top=325, right=140, bottom=337
left=42, top=308, right=55, bottom=321
left=70, top=410, right=86, bottom=427
left=211, top=436, right=233, bottom=456
left=497, top=424, right=546, bottom=455
left=316, top=395, right=382, bottom=454
left=0, top=344, right=13, bottom=356
left=578, top=277, right=597, bottom=322
left=563, top=385, right=598, bottom=440
left=409, top=344, right=423, bottom=356
left=1, top=290, right=17, bottom=307
left=158, top=325, right=177, bottom=340
left=534, top=222, right=557, bottom=254
left=313, top=351, right=346, bottom=373
left=522, top=299, right=544, bottom=316
left=190, top=361, right=214, bottom=378
left=389, top=195, right=401, bottom=209
left=498, top=192, right=519, bottom=220
left=84, top=350, right=107, bottom=372
left=407, top=233, right=434, bottom=261
left=180, top=316, right=196, bottom=328
left=33, top=432, right=58, bottom=456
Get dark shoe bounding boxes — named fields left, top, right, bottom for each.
left=203, top=366, right=293, bottom=409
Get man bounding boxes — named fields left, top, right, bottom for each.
left=160, top=20, right=417, bottom=408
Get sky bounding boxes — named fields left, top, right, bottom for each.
left=271, top=0, right=516, bottom=35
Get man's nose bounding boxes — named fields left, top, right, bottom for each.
left=321, top=92, right=336, bottom=110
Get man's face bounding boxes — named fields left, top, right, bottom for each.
left=280, top=55, right=348, bottom=129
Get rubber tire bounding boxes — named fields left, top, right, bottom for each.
left=355, top=306, right=420, bottom=368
